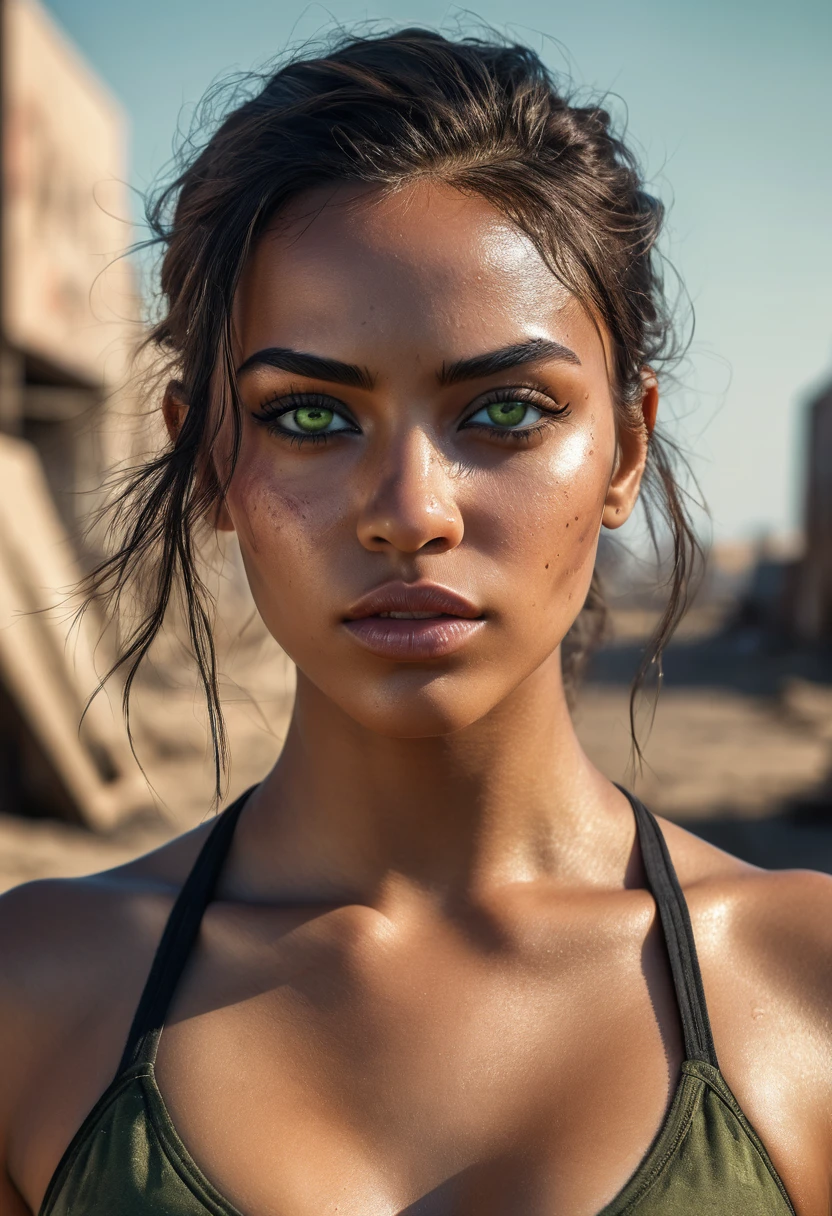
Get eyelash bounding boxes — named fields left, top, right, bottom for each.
left=251, top=391, right=356, bottom=446
left=251, top=386, right=571, bottom=445
left=462, top=387, right=571, bottom=442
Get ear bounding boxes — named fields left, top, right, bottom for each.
left=601, top=370, right=658, bottom=531
left=162, top=381, right=188, bottom=444
left=161, top=381, right=235, bottom=533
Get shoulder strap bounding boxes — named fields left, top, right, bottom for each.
left=619, top=786, right=718, bottom=1067
left=117, top=786, right=255, bottom=1075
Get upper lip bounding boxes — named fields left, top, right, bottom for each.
left=344, top=581, right=482, bottom=621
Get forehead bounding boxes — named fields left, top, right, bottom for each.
left=234, top=181, right=605, bottom=370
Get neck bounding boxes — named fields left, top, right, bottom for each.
left=240, top=651, right=631, bottom=907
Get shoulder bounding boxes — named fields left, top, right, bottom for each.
left=0, top=822, right=212, bottom=1121
left=0, top=819, right=214, bottom=1017
left=0, top=822, right=215, bottom=1204
left=659, top=817, right=832, bottom=1094
left=0, top=871, right=158, bottom=1009
left=660, top=815, right=832, bottom=997
left=655, top=819, right=832, bottom=1199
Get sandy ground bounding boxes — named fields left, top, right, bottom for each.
left=2, top=610, right=831, bottom=892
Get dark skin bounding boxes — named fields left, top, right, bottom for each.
left=1, top=182, right=831, bottom=1216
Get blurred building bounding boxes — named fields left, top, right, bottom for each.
left=2, top=0, right=136, bottom=533
left=0, top=0, right=147, bottom=826
left=791, top=379, right=832, bottom=640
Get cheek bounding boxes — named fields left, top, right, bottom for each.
left=224, top=451, right=345, bottom=610
left=548, top=428, right=611, bottom=568
left=470, top=424, right=612, bottom=584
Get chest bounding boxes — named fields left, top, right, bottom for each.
left=150, top=900, right=684, bottom=1215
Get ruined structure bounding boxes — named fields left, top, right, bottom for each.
left=0, top=0, right=148, bottom=825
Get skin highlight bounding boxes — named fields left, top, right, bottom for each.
left=0, top=181, right=830, bottom=1216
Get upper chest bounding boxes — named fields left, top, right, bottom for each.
left=18, top=883, right=824, bottom=1216
left=149, top=893, right=686, bottom=1215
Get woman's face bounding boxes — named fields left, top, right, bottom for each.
left=215, top=182, right=649, bottom=736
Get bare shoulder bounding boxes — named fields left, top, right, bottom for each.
left=656, top=817, right=832, bottom=1201
left=661, top=814, right=832, bottom=942
left=0, top=821, right=213, bottom=1118
left=0, top=819, right=212, bottom=1013
left=659, top=815, right=832, bottom=1035
left=0, top=821, right=216, bottom=1208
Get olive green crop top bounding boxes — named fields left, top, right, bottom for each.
left=39, top=789, right=796, bottom=1215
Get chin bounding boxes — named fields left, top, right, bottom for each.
left=326, top=673, right=497, bottom=739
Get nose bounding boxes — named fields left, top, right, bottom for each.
left=356, top=427, right=464, bottom=554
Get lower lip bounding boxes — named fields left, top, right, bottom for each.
left=343, top=616, right=486, bottom=660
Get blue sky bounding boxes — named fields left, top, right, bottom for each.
left=44, top=0, right=831, bottom=541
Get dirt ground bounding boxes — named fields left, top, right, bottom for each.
left=2, top=610, right=832, bottom=893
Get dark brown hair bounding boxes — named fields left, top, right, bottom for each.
left=88, top=27, right=699, bottom=794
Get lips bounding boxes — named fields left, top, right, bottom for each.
left=343, top=582, right=485, bottom=660
left=345, top=582, right=481, bottom=622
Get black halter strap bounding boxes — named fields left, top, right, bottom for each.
left=621, top=786, right=718, bottom=1067
left=118, top=781, right=718, bottom=1075
left=117, top=787, right=255, bottom=1074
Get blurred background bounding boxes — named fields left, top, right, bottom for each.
left=0, top=0, right=830, bottom=890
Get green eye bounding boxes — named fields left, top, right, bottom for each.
left=486, top=401, right=528, bottom=427
left=293, top=405, right=334, bottom=432
left=266, top=402, right=354, bottom=436
left=467, top=400, right=543, bottom=430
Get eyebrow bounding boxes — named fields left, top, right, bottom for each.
left=236, top=347, right=374, bottom=391
left=236, top=336, right=579, bottom=392
left=438, top=338, right=581, bottom=386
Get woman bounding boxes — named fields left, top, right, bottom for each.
left=0, top=29, right=829, bottom=1216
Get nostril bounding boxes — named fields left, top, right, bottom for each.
left=358, top=502, right=463, bottom=554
